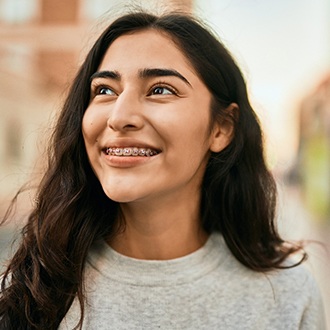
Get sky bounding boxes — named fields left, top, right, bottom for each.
left=194, top=0, right=330, bottom=168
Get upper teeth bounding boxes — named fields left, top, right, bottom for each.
left=106, top=147, right=158, bottom=157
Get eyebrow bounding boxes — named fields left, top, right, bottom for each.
left=90, top=68, right=191, bottom=87
left=139, top=68, right=191, bottom=86
left=90, top=70, right=120, bottom=81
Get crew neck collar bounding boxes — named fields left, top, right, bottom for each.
left=87, top=233, right=228, bottom=286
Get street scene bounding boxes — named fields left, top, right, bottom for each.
left=0, top=0, right=329, bottom=328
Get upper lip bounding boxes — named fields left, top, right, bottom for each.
left=102, top=138, right=161, bottom=152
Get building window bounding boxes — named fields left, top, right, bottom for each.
left=0, top=0, right=38, bottom=24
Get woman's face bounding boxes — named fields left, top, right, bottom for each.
left=82, top=29, right=228, bottom=204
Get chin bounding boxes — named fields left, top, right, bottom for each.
left=102, top=186, right=142, bottom=203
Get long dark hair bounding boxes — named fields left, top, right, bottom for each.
left=0, top=11, right=305, bottom=329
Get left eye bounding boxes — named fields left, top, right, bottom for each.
left=150, top=86, right=174, bottom=95
left=98, top=87, right=115, bottom=95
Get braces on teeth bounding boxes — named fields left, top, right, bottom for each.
left=106, top=147, right=158, bottom=157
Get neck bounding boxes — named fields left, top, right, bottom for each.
left=109, top=192, right=208, bottom=260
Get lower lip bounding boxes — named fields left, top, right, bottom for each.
left=102, top=152, right=160, bottom=168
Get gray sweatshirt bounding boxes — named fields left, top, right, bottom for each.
left=60, top=233, right=326, bottom=329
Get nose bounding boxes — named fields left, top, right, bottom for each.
left=107, top=90, right=144, bottom=132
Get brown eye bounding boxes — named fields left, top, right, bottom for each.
left=154, top=87, right=171, bottom=95
left=98, top=87, right=115, bottom=95
left=150, top=85, right=176, bottom=95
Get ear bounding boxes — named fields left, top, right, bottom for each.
left=209, top=103, right=238, bottom=153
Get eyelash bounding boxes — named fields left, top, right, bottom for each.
left=148, top=81, right=178, bottom=96
left=92, top=83, right=116, bottom=96
left=91, top=81, right=178, bottom=97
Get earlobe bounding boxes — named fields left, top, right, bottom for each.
left=209, top=103, right=238, bottom=153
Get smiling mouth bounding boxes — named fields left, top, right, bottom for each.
left=105, top=147, right=160, bottom=157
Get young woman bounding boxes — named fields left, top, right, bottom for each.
left=0, top=11, right=325, bottom=330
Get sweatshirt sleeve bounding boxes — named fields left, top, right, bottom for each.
left=299, top=272, right=327, bottom=330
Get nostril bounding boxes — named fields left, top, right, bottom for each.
left=123, top=124, right=137, bottom=129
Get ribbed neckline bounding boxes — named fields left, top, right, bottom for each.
left=87, top=233, right=228, bottom=286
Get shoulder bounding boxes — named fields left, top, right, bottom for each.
left=216, top=239, right=326, bottom=329
left=219, top=240, right=321, bottom=303
left=269, top=260, right=318, bottom=293
left=213, top=234, right=319, bottom=299
left=269, top=262, right=326, bottom=329
left=266, top=261, right=323, bottom=313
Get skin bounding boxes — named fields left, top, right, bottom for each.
left=82, top=29, right=232, bottom=260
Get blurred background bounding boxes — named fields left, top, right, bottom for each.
left=0, top=0, right=329, bottom=325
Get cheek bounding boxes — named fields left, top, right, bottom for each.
left=82, top=114, right=102, bottom=178
left=174, top=117, right=211, bottom=148
left=161, top=121, right=211, bottom=172
left=82, top=109, right=104, bottom=144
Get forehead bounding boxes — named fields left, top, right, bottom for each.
left=98, top=29, right=196, bottom=74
